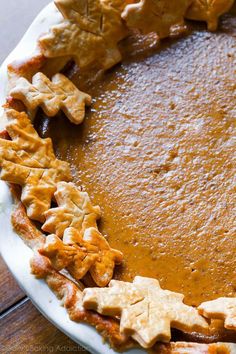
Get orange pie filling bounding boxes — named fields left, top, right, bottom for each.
left=34, top=15, right=236, bottom=343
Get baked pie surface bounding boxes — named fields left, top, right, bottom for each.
left=38, top=19, right=236, bottom=307
left=0, top=0, right=236, bottom=352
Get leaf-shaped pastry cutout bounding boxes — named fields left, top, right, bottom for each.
left=0, top=109, right=71, bottom=222
left=198, top=297, right=236, bottom=330
left=122, top=0, right=192, bottom=38
left=185, top=0, right=234, bottom=31
left=83, top=276, right=209, bottom=348
left=40, top=227, right=123, bottom=286
left=42, top=182, right=101, bottom=237
left=39, top=0, right=129, bottom=70
left=10, top=73, right=92, bottom=124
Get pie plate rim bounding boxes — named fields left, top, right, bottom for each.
left=0, top=2, right=235, bottom=354
left=0, top=3, right=144, bottom=354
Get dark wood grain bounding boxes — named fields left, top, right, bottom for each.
left=0, top=299, right=89, bottom=354
left=0, top=257, right=25, bottom=313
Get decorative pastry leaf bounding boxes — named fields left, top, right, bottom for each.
left=41, top=182, right=123, bottom=285
left=83, top=276, right=209, bottom=348
left=39, top=226, right=123, bottom=287
left=12, top=193, right=128, bottom=349
left=0, top=109, right=71, bottom=222
left=10, top=72, right=91, bottom=124
left=39, top=0, right=129, bottom=70
left=198, top=297, right=236, bottom=330
left=122, top=0, right=191, bottom=38
left=185, top=0, right=234, bottom=31
left=30, top=252, right=131, bottom=350
left=42, top=181, right=101, bottom=237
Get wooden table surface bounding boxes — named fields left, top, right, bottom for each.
left=0, top=1, right=89, bottom=353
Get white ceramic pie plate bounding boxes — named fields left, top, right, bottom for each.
left=0, top=3, right=235, bottom=354
left=0, top=3, right=143, bottom=354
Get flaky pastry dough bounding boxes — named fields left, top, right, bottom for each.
left=10, top=73, right=91, bottom=124
left=83, top=276, right=209, bottom=348
left=0, top=109, right=71, bottom=222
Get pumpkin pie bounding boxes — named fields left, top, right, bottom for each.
left=0, top=0, right=236, bottom=352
